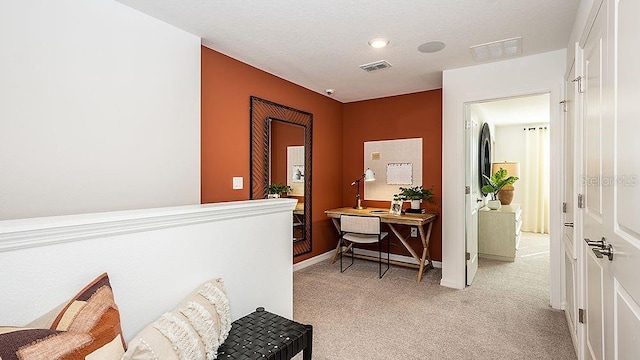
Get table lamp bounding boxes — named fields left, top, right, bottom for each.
left=492, top=161, right=520, bottom=205
left=351, top=169, right=376, bottom=209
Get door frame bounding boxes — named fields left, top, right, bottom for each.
left=563, top=42, right=586, bottom=359
left=441, top=67, right=565, bottom=309
left=464, top=105, right=480, bottom=285
left=464, top=92, right=556, bottom=280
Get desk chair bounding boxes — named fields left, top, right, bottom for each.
left=340, top=215, right=390, bottom=278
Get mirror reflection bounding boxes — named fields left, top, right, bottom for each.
left=269, top=119, right=306, bottom=242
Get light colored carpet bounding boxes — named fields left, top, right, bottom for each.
left=292, top=232, right=576, bottom=360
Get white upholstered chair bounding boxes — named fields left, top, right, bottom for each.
left=340, top=215, right=390, bottom=278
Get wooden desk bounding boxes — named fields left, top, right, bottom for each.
left=325, top=207, right=437, bottom=282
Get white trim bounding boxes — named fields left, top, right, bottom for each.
left=441, top=50, right=566, bottom=309
left=293, top=250, right=334, bottom=271
left=0, top=199, right=297, bottom=253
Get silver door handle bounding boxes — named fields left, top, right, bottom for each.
left=592, top=244, right=614, bottom=261
left=584, top=237, right=605, bottom=248
left=564, top=222, right=574, bottom=227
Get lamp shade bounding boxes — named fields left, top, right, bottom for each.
left=492, top=162, right=520, bottom=178
left=364, top=168, right=376, bottom=182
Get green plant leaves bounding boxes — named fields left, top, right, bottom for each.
left=268, top=183, right=292, bottom=194
left=480, top=167, right=519, bottom=200
left=394, top=186, right=435, bottom=203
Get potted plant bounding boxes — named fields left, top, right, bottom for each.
left=481, top=168, right=519, bottom=210
left=267, top=183, right=292, bottom=198
left=394, top=186, right=435, bottom=210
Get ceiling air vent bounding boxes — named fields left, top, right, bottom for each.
left=359, top=60, right=392, bottom=72
left=470, top=37, right=522, bottom=62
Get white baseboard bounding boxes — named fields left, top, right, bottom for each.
left=293, top=250, right=334, bottom=271
left=440, top=279, right=464, bottom=289
left=293, top=248, right=442, bottom=272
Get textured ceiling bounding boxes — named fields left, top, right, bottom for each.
left=115, top=0, right=580, bottom=103
left=473, top=93, right=551, bottom=126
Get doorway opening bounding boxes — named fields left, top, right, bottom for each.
left=465, top=93, right=551, bottom=289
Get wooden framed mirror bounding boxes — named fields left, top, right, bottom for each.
left=479, top=122, right=492, bottom=188
left=250, top=96, right=312, bottom=257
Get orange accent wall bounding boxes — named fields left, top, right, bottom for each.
left=201, top=47, right=344, bottom=263
left=342, top=91, right=443, bottom=261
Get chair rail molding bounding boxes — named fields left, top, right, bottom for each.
left=0, top=199, right=297, bottom=253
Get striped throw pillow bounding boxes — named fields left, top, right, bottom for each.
left=0, top=273, right=126, bottom=360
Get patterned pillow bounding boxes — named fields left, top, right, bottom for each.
left=123, top=278, right=231, bottom=360
left=0, top=273, right=126, bottom=360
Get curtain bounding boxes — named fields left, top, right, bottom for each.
left=522, top=127, right=550, bottom=233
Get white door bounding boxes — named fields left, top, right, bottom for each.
left=607, top=0, right=640, bottom=358
left=582, top=1, right=640, bottom=359
left=564, top=61, right=577, bottom=258
left=582, top=3, right=608, bottom=358
left=465, top=108, right=481, bottom=285
left=563, top=60, right=579, bottom=349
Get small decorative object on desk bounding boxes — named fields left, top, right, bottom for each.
left=394, top=185, right=435, bottom=210
left=406, top=208, right=426, bottom=214
left=389, top=199, right=403, bottom=215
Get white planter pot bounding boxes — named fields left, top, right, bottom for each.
left=267, top=193, right=280, bottom=199
left=410, top=200, right=421, bottom=210
left=487, top=199, right=502, bottom=210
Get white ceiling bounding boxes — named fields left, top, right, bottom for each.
left=115, top=0, right=579, bottom=103
left=472, top=93, right=551, bottom=126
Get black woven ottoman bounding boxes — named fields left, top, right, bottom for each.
left=216, top=307, right=313, bottom=360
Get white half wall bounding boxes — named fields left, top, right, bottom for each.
left=0, top=199, right=296, bottom=340
left=442, top=50, right=566, bottom=309
left=0, top=0, right=201, bottom=220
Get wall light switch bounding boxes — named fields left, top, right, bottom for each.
left=232, top=177, right=243, bottom=190
left=371, top=152, right=381, bottom=160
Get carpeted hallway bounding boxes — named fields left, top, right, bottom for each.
left=293, top=232, right=576, bottom=359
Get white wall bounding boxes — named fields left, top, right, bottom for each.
left=0, top=0, right=201, bottom=220
left=565, top=0, right=597, bottom=70
left=494, top=123, right=549, bottom=206
left=442, top=50, right=565, bottom=309
left=0, top=199, right=296, bottom=340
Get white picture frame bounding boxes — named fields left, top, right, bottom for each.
left=390, top=199, right=403, bottom=215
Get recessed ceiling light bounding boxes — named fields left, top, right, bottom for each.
left=418, top=41, right=446, bottom=53
left=368, top=38, right=389, bottom=49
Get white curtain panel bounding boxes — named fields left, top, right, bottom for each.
left=522, top=127, right=550, bottom=233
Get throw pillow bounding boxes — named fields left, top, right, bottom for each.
left=123, top=278, right=231, bottom=360
left=0, top=272, right=126, bottom=360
